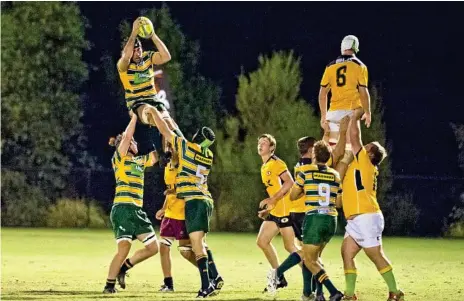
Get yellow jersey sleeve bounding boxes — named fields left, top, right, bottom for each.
left=320, top=67, right=330, bottom=87
left=358, top=65, right=368, bottom=87
left=272, top=159, right=288, bottom=177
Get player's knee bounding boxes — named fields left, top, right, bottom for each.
left=178, top=245, right=193, bottom=259
left=256, top=237, right=269, bottom=250
left=283, top=241, right=296, bottom=253
left=146, top=242, right=159, bottom=256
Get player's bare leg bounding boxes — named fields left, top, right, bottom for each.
left=363, top=245, right=404, bottom=300
left=341, top=236, right=362, bottom=299
left=303, top=244, right=343, bottom=301
left=116, top=232, right=158, bottom=290
left=104, top=240, right=131, bottom=293
left=266, top=226, right=301, bottom=294
left=159, top=236, right=175, bottom=291
left=257, top=221, right=280, bottom=268
left=178, top=239, right=198, bottom=266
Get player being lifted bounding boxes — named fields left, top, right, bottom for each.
left=319, top=35, right=371, bottom=149
left=257, top=134, right=299, bottom=292
left=155, top=142, right=198, bottom=292
left=103, top=113, right=159, bottom=293
left=118, top=17, right=183, bottom=165
left=290, top=141, right=344, bottom=301
left=340, top=109, right=404, bottom=301
left=150, top=109, right=224, bottom=298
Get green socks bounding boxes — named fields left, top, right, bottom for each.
left=344, top=269, right=357, bottom=296
left=379, top=266, right=399, bottom=293
left=277, top=252, right=302, bottom=277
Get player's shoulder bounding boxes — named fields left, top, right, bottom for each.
left=326, top=166, right=341, bottom=178
left=327, top=55, right=366, bottom=67
left=268, top=155, right=288, bottom=167
left=295, top=158, right=312, bottom=170
left=299, top=163, right=319, bottom=173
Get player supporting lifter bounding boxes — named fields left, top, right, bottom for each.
left=290, top=141, right=344, bottom=301
left=257, top=134, right=299, bottom=292
left=319, top=35, right=371, bottom=149
left=155, top=142, right=197, bottom=292
left=118, top=17, right=183, bottom=165
left=340, top=109, right=404, bottom=301
left=103, top=113, right=159, bottom=293
left=150, top=109, right=223, bottom=298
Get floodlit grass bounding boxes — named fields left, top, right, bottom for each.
left=2, top=228, right=463, bottom=300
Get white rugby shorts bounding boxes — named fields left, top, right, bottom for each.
left=344, top=212, right=384, bottom=248
left=326, top=110, right=353, bottom=132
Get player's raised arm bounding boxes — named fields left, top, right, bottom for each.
left=117, top=18, right=142, bottom=72
left=319, top=86, right=330, bottom=128
left=319, top=67, right=331, bottom=128
left=150, top=29, right=171, bottom=65
left=358, top=65, right=371, bottom=128
left=350, top=108, right=364, bottom=155
left=149, top=108, right=175, bottom=142
left=117, top=113, right=138, bottom=156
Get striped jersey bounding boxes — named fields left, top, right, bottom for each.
left=118, top=51, right=161, bottom=110
left=294, top=164, right=341, bottom=216
left=171, top=136, right=213, bottom=202
left=112, top=150, right=153, bottom=207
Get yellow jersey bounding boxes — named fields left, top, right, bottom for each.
left=112, top=150, right=154, bottom=207
left=342, top=147, right=381, bottom=219
left=294, top=164, right=341, bottom=216
left=164, top=161, right=185, bottom=220
left=261, top=155, right=293, bottom=217
left=320, top=54, right=368, bottom=111
left=171, top=135, right=213, bottom=202
left=118, top=51, right=160, bottom=110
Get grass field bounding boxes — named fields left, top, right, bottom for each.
left=1, top=228, right=464, bottom=301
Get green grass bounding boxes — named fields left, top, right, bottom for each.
left=2, top=228, right=464, bottom=301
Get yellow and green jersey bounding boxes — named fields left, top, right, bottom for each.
left=118, top=51, right=161, bottom=110
left=291, top=158, right=312, bottom=213
left=112, top=150, right=154, bottom=207
left=171, top=136, right=213, bottom=202
left=294, top=164, right=341, bottom=216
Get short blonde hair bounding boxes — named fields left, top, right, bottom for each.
left=258, top=134, right=277, bottom=153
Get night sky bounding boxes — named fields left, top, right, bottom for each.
left=79, top=2, right=463, bottom=177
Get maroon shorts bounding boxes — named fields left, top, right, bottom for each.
left=160, top=217, right=189, bottom=240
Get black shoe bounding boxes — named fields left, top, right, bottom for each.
left=315, top=294, right=326, bottom=301
left=262, top=275, right=287, bottom=293
left=196, top=284, right=215, bottom=298
left=329, top=291, right=344, bottom=301
left=212, top=276, right=224, bottom=291
left=103, top=286, right=117, bottom=294
left=116, top=272, right=128, bottom=289
left=278, top=274, right=288, bottom=289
